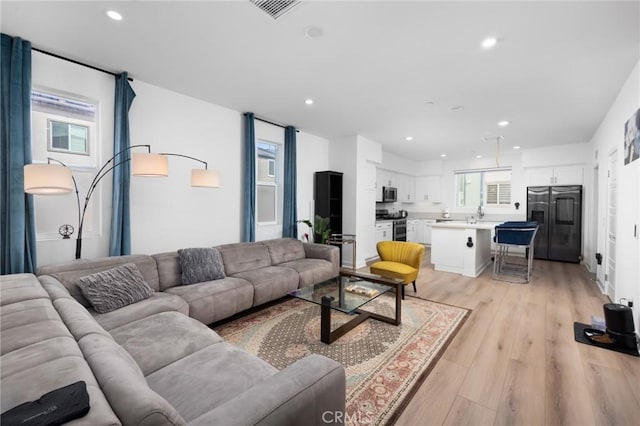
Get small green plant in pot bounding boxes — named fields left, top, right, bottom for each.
left=297, top=215, right=331, bottom=244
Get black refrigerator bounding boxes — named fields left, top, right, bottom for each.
left=527, top=185, right=582, bottom=263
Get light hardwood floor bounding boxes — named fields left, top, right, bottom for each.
left=388, top=249, right=640, bottom=426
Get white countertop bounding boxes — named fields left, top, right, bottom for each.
left=431, top=221, right=503, bottom=230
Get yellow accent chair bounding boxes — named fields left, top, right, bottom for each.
left=369, top=241, right=425, bottom=299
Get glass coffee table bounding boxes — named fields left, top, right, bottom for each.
left=288, top=269, right=403, bottom=344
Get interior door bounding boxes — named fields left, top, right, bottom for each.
left=605, top=151, right=617, bottom=300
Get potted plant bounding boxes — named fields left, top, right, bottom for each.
left=298, top=215, right=331, bottom=244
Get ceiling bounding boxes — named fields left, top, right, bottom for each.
left=2, top=1, right=639, bottom=160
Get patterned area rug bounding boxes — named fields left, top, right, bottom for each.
left=214, top=294, right=469, bottom=425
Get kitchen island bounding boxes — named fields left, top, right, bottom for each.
left=431, top=221, right=502, bottom=277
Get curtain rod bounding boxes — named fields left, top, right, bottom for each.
left=255, top=116, right=300, bottom=133
left=32, top=47, right=133, bottom=81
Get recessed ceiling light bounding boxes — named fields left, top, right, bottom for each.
left=476, top=154, right=483, bottom=159
left=106, top=10, right=123, bottom=21
left=513, top=145, right=521, bottom=150
left=304, top=26, right=324, bottom=38
left=482, top=37, right=497, bottom=49
left=440, top=154, right=447, bottom=158
left=304, top=99, right=313, bottom=105
left=498, top=120, right=510, bottom=127
left=450, top=105, right=464, bottom=111
left=405, top=136, right=413, bottom=141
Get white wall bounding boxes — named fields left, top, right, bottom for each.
left=356, top=136, right=382, bottom=262
left=128, top=80, right=242, bottom=253
left=588, top=60, right=640, bottom=330
left=296, top=132, right=330, bottom=239
left=31, top=55, right=330, bottom=264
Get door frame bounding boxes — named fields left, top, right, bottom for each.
left=604, top=150, right=617, bottom=300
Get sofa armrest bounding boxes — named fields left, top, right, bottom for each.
left=189, top=354, right=346, bottom=426
left=303, top=243, right=340, bottom=277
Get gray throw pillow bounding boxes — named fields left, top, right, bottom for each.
left=76, top=263, right=154, bottom=314
left=178, top=247, right=226, bottom=285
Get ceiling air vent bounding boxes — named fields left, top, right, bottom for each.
left=250, top=0, right=301, bottom=20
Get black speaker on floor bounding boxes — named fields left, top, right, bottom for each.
left=604, top=303, right=637, bottom=350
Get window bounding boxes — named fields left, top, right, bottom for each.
left=32, top=90, right=96, bottom=157
left=267, top=159, right=275, bottom=177
left=256, top=141, right=279, bottom=224
left=30, top=89, right=99, bottom=241
left=455, top=168, right=512, bottom=208
left=49, top=120, right=89, bottom=155
left=486, top=182, right=511, bottom=206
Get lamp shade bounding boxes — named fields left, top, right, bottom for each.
left=131, top=153, right=168, bottom=177
left=24, top=164, right=73, bottom=195
left=191, top=169, right=220, bottom=188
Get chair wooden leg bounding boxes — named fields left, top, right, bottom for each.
left=412, top=281, right=417, bottom=293
left=401, top=285, right=405, bottom=300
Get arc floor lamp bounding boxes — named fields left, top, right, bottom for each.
left=24, top=144, right=219, bottom=259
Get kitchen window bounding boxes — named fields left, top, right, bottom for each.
left=455, top=168, right=512, bottom=208
left=256, top=140, right=280, bottom=224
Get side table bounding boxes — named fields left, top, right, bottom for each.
left=328, top=234, right=357, bottom=270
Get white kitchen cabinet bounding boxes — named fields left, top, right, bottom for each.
left=407, top=219, right=420, bottom=242
left=525, top=166, right=583, bottom=186
left=415, top=176, right=442, bottom=203
left=398, top=175, right=416, bottom=202
left=421, top=219, right=435, bottom=245
left=375, top=222, right=393, bottom=243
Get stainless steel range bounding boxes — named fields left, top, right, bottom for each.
left=376, top=209, right=407, bottom=241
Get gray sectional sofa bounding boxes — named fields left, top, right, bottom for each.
left=1, top=238, right=345, bottom=425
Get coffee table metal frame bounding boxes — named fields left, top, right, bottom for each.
left=289, top=269, right=403, bottom=344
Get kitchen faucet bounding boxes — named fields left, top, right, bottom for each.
left=477, top=205, right=484, bottom=219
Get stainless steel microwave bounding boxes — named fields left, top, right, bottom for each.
left=382, top=186, right=397, bottom=203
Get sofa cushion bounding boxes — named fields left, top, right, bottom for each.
left=1, top=336, right=81, bottom=379
left=79, top=333, right=184, bottom=426
left=261, top=238, right=306, bottom=265
left=178, top=247, right=225, bottom=285
left=0, top=298, right=60, bottom=333
left=232, top=266, right=299, bottom=307
left=1, top=317, right=72, bottom=356
left=38, top=255, right=160, bottom=307
left=109, top=311, right=223, bottom=376
left=146, top=342, right=277, bottom=422
left=53, top=298, right=113, bottom=341
left=0, top=353, right=120, bottom=425
left=217, top=242, right=272, bottom=275
left=0, top=273, right=50, bottom=306
left=278, top=258, right=336, bottom=288
left=164, top=277, right=253, bottom=325
left=92, top=292, right=189, bottom=331
left=76, top=263, right=154, bottom=314
left=153, top=251, right=183, bottom=291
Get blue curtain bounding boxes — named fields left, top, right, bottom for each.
left=242, top=112, right=256, bottom=242
left=1, top=34, right=36, bottom=274
left=109, top=72, right=136, bottom=256
left=282, top=126, right=297, bottom=238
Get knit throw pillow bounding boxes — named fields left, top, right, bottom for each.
left=76, top=263, right=154, bottom=314
left=178, top=247, right=226, bottom=285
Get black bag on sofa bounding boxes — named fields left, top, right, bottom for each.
left=1, top=381, right=90, bottom=426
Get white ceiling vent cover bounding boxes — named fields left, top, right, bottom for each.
left=250, top=0, right=301, bottom=20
